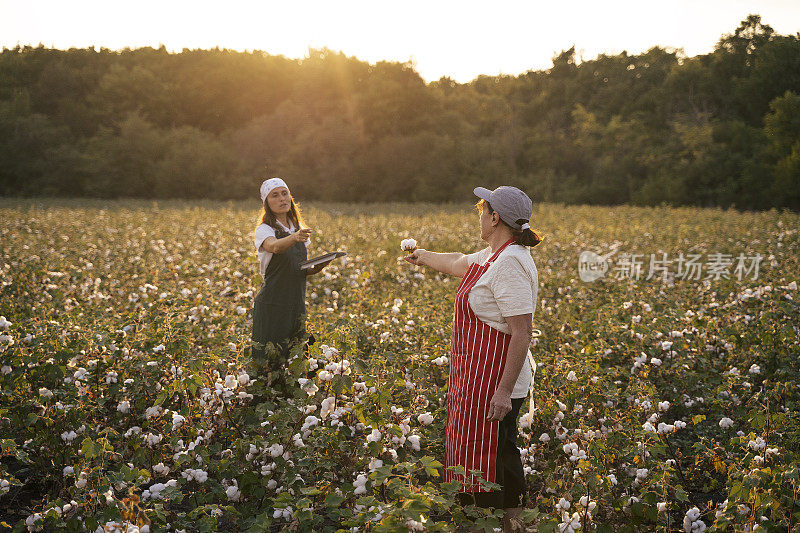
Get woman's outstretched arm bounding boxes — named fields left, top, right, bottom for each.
left=403, top=249, right=470, bottom=277
left=261, top=228, right=311, bottom=254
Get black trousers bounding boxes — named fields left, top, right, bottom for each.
left=457, top=397, right=526, bottom=509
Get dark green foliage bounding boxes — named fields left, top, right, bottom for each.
left=0, top=15, right=798, bottom=209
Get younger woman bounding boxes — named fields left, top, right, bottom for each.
left=252, top=178, right=324, bottom=392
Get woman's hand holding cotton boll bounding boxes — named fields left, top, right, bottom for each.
left=402, top=239, right=426, bottom=266
left=401, top=238, right=417, bottom=252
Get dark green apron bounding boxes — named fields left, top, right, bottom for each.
left=251, top=233, right=307, bottom=389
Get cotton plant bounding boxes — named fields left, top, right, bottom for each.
left=2, top=205, right=799, bottom=531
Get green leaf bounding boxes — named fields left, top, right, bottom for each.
left=325, top=493, right=346, bottom=507
left=154, top=390, right=169, bottom=406
left=80, top=437, right=98, bottom=459
left=419, top=456, right=442, bottom=477
left=354, top=406, right=366, bottom=425
left=537, top=521, right=558, bottom=533
left=520, top=508, right=540, bottom=524
left=644, top=505, right=658, bottom=521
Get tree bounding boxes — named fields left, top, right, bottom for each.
left=764, top=92, right=800, bottom=208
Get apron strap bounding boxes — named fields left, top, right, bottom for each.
left=527, top=329, right=542, bottom=414
left=487, top=237, right=515, bottom=265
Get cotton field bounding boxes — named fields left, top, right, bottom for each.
left=0, top=200, right=798, bottom=532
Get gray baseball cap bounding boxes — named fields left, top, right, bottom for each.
left=473, top=186, right=533, bottom=231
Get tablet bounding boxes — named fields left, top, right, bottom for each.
left=300, top=251, right=347, bottom=270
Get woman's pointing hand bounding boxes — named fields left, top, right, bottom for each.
left=293, top=228, right=312, bottom=243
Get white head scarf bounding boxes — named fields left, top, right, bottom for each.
left=260, top=178, right=289, bottom=203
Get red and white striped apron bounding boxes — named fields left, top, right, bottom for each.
left=444, top=238, right=515, bottom=493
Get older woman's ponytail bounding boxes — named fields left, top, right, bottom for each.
left=512, top=219, right=543, bottom=248
left=477, top=199, right=543, bottom=248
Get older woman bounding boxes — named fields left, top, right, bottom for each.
left=405, top=186, right=541, bottom=531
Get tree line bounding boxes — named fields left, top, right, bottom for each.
left=1, top=15, right=798, bottom=210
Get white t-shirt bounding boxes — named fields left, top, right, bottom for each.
left=465, top=244, right=539, bottom=399
left=254, top=221, right=309, bottom=277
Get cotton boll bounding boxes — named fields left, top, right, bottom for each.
left=301, top=415, right=320, bottom=432
left=684, top=506, right=706, bottom=533
left=417, top=412, right=433, bottom=426
left=555, top=497, right=570, bottom=512
left=75, top=471, right=88, bottom=488
left=268, top=443, right=284, bottom=457
left=144, top=405, right=163, bottom=419
left=353, top=474, right=369, bottom=495
left=657, top=423, right=675, bottom=434
left=143, top=433, right=162, bottom=447
left=558, top=511, right=581, bottom=533
left=320, top=397, right=336, bottom=419
left=181, top=468, right=208, bottom=483
left=226, top=484, right=241, bottom=502
left=748, top=436, right=766, bottom=451
left=171, top=413, right=185, bottom=430
left=401, top=239, right=417, bottom=252
left=518, top=411, right=534, bottom=429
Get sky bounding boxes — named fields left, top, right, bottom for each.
left=2, top=0, right=799, bottom=83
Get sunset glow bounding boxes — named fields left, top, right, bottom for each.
left=3, top=0, right=800, bottom=82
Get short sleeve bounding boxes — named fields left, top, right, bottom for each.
left=466, top=247, right=491, bottom=266
left=254, top=224, right=276, bottom=252
left=488, top=257, right=535, bottom=317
